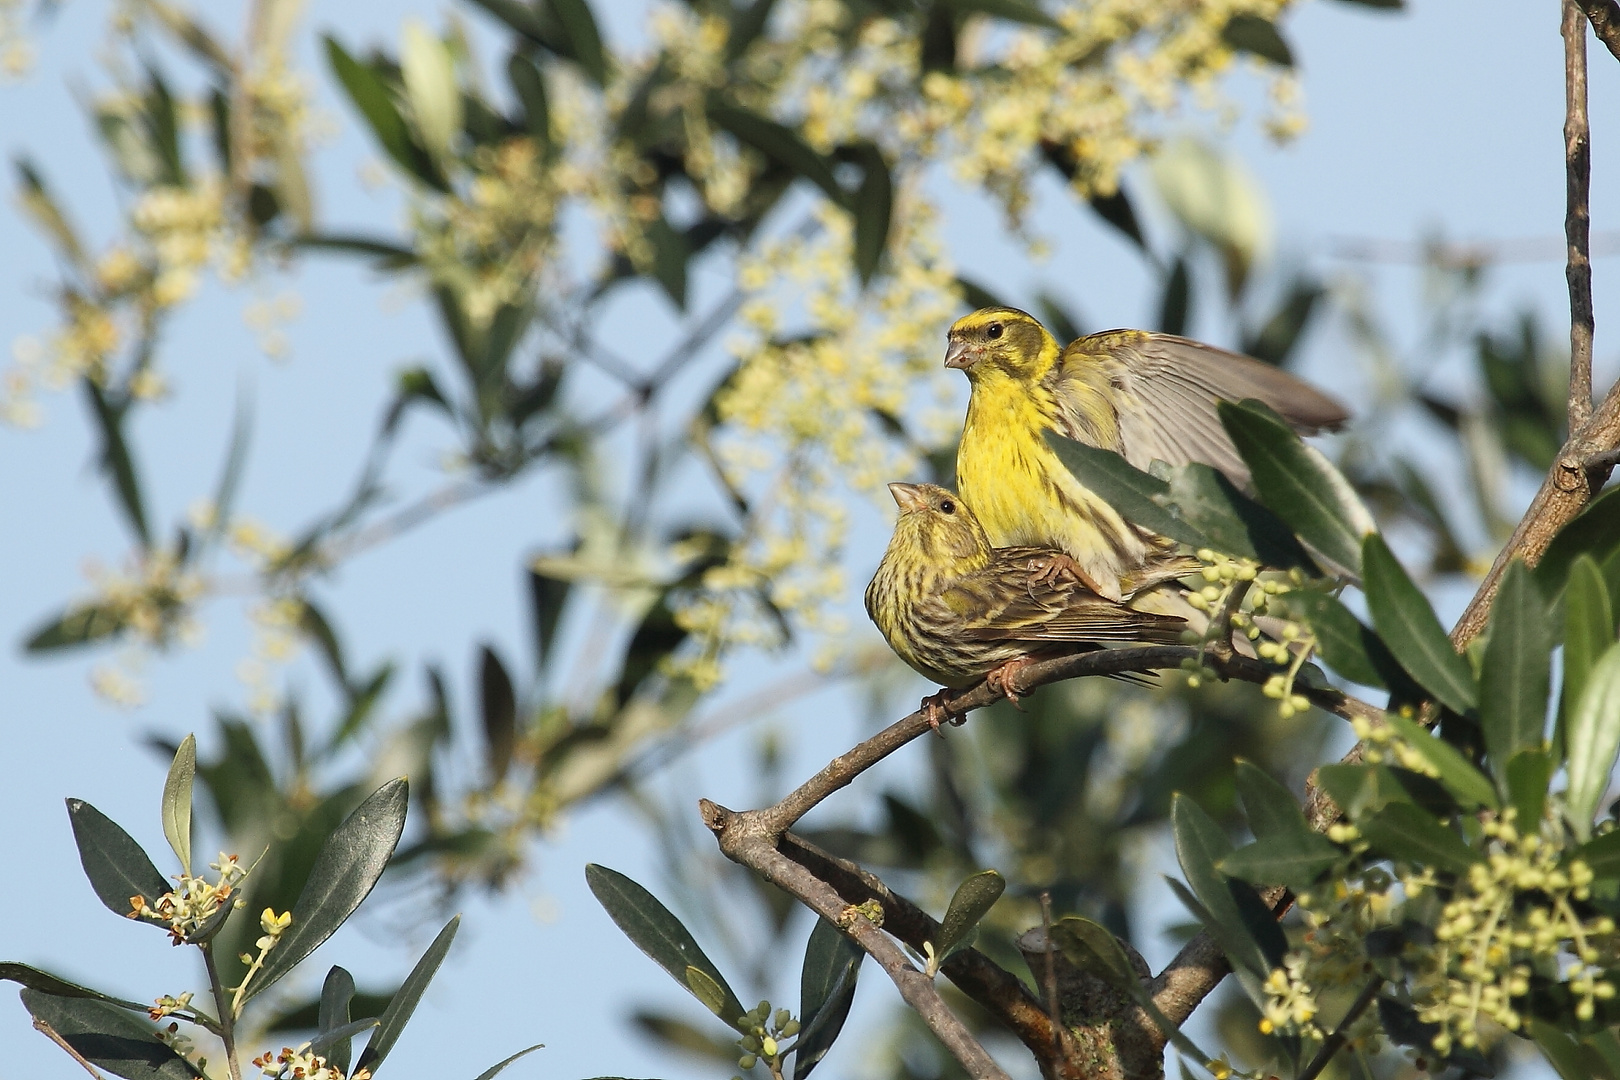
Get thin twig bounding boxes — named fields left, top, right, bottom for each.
left=203, top=944, right=243, bottom=1080
left=1449, top=7, right=1620, bottom=646
left=1298, top=977, right=1384, bottom=1080
left=701, top=801, right=1013, bottom=1079
left=1327, top=231, right=1620, bottom=266
left=1038, top=892, right=1071, bottom=1061
left=1566, top=0, right=1596, bottom=432
left=1575, top=0, right=1620, bottom=62
left=32, top=1018, right=106, bottom=1079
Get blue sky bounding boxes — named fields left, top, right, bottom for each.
left=1, top=1, right=1616, bottom=1077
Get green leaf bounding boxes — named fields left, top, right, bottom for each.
left=1562, top=554, right=1614, bottom=743
left=1505, top=749, right=1552, bottom=833
left=1531, top=1018, right=1616, bottom=1080
left=400, top=20, right=462, bottom=161
left=644, top=216, right=689, bottom=308
left=1565, top=642, right=1620, bottom=840
left=936, top=870, right=1005, bottom=961
left=1358, top=803, right=1477, bottom=874
left=794, top=918, right=861, bottom=1080
left=480, top=644, right=517, bottom=783
left=727, top=0, right=780, bottom=59
left=1218, top=833, right=1340, bottom=891
left=1314, top=763, right=1417, bottom=819
left=506, top=52, right=551, bottom=148
left=585, top=864, right=747, bottom=1029
left=1233, top=760, right=1310, bottom=840
left=324, top=36, right=448, bottom=193
left=21, top=990, right=203, bottom=1080
left=84, top=381, right=151, bottom=548
left=1170, top=795, right=1267, bottom=979
left=1480, top=559, right=1550, bottom=774
left=1362, top=533, right=1476, bottom=713
left=472, top=1044, right=547, bottom=1080
left=309, top=1018, right=380, bottom=1059
left=1086, top=186, right=1145, bottom=249
left=850, top=144, right=892, bottom=286
left=142, top=66, right=184, bottom=186
left=1157, top=255, right=1190, bottom=336
left=1276, top=589, right=1388, bottom=688
left=1045, top=436, right=1211, bottom=549
left=1221, top=13, right=1293, bottom=66
left=354, top=916, right=460, bottom=1075
left=1049, top=915, right=1137, bottom=987
left=1243, top=278, right=1322, bottom=367
left=318, top=966, right=357, bottom=1076
left=1579, top=828, right=1620, bottom=879
left=1218, top=399, right=1371, bottom=574
left=1163, top=877, right=1268, bottom=1010
left=0, top=964, right=151, bottom=1014
left=940, top=0, right=1061, bottom=29
left=528, top=566, right=569, bottom=671
left=15, top=157, right=87, bottom=266
left=709, top=100, right=844, bottom=206
left=547, top=0, right=607, bottom=84
left=1166, top=464, right=1316, bottom=571
left=1382, top=712, right=1498, bottom=810
left=1535, top=486, right=1620, bottom=598
left=293, top=232, right=419, bottom=269
left=66, top=799, right=170, bottom=923
left=24, top=603, right=126, bottom=652
left=161, top=735, right=195, bottom=877
left=242, top=778, right=410, bottom=1003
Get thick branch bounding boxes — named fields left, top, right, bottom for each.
left=754, top=645, right=1380, bottom=839
left=701, top=801, right=1013, bottom=1080
left=1567, top=0, right=1596, bottom=431
left=1577, top=0, right=1620, bottom=62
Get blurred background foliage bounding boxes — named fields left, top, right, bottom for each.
left=0, top=0, right=1600, bottom=1074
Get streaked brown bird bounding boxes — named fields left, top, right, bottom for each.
left=865, top=482, right=1187, bottom=727
left=946, top=306, right=1348, bottom=600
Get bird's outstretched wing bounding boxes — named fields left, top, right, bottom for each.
left=1046, top=330, right=1348, bottom=488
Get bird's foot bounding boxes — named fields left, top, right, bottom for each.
left=1025, top=552, right=1109, bottom=596
left=920, top=688, right=955, bottom=733
left=985, top=656, right=1035, bottom=709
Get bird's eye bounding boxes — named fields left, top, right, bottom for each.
left=986, top=323, right=1004, bottom=340
left=940, top=499, right=956, bottom=514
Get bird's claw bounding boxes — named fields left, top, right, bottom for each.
left=1025, top=552, right=1107, bottom=595
left=985, top=656, right=1034, bottom=710
left=920, top=688, right=955, bottom=733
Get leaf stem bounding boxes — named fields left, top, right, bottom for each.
left=202, top=944, right=243, bottom=1080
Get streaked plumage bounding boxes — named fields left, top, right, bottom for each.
left=865, top=482, right=1187, bottom=722
left=946, top=307, right=1348, bottom=600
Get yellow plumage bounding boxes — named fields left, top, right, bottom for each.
left=946, top=307, right=1347, bottom=599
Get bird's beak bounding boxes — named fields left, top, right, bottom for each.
left=887, top=482, right=928, bottom=513
left=943, top=336, right=977, bottom=370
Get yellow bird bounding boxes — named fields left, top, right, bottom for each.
left=865, top=482, right=1187, bottom=727
left=945, top=307, right=1347, bottom=600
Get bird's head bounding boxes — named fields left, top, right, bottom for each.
left=943, top=307, right=1058, bottom=381
left=885, top=482, right=992, bottom=569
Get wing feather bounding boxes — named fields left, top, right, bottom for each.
left=1046, top=330, right=1348, bottom=490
